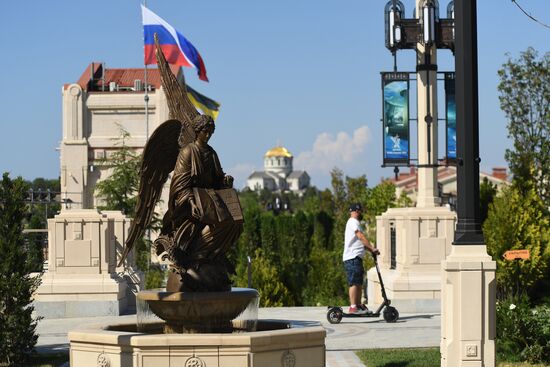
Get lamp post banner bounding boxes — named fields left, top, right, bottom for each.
left=445, top=72, right=456, bottom=162
left=382, top=72, right=410, bottom=165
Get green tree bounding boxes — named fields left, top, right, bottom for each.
left=230, top=202, right=261, bottom=266
left=330, top=168, right=348, bottom=215
left=479, top=177, right=497, bottom=224
left=303, top=209, right=347, bottom=306
left=364, top=181, right=398, bottom=241
left=95, top=127, right=140, bottom=216
left=303, top=244, right=347, bottom=306
left=484, top=184, right=550, bottom=299
left=0, top=173, right=41, bottom=366
left=396, top=190, right=413, bottom=208
left=311, top=211, right=334, bottom=250
left=346, top=175, right=369, bottom=205
left=276, top=211, right=312, bottom=305
left=233, top=248, right=292, bottom=307
left=238, top=189, right=262, bottom=213
left=300, top=187, right=323, bottom=214
left=260, top=212, right=278, bottom=260
left=497, top=48, right=550, bottom=207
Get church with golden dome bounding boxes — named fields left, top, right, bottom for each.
left=246, top=145, right=310, bottom=193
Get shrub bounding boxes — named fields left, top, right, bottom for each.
left=0, top=173, right=42, bottom=366
left=233, top=248, right=292, bottom=307
left=144, top=265, right=166, bottom=289
left=484, top=185, right=550, bottom=298
left=496, top=296, right=550, bottom=364
left=303, top=245, right=347, bottom=306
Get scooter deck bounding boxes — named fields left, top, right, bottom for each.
left=341, top=310, right=378, bottom=317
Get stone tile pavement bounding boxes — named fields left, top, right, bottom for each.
left=36, top=307, right=440, bottom=366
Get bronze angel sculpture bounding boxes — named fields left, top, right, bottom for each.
left=118, top=35, right=243, bottom=292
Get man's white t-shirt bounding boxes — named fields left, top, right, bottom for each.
left=343, top=217, right=365, bottom=261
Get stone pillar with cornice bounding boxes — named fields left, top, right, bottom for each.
left=33, top=209, right=142, bottom=318
left=61, top=83, right=89, bottom=209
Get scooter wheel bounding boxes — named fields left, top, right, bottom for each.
left=383, top=306, right=399, bottom=323
left=327, top=307, right=343, bottom=324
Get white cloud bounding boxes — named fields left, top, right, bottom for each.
left=226, top=163, right=257, bottom=190
left=294, top=125, right=372, bottom=174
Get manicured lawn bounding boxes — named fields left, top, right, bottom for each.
left=357, top=348, right=440, bottom=367
left=356, top=348, right=547, bottom=367
left=27, top=352, right=69, bottom=367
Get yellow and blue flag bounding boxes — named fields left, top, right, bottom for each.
left=186, top=84, right=221, bottom=120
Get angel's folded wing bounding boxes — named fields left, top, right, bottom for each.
left=154, top=33, right=197, bottom=147
left=118, top=119, right=181, bottom=267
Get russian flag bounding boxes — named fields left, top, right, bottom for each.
left=142, top=5, right=208, bottom=82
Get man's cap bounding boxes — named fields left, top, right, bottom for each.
left=349, top=203, right=363, bottom=212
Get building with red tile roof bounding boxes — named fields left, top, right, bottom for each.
left=60, top=62, right=182, bottom=210
left=389, top=165, right=510, bottom=208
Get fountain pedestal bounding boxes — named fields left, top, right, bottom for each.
left=69, top=288, right=326, bottom=366
left=69, top=319, right=326, bottom=367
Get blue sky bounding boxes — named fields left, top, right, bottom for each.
left=0, top=1, right=548, bottom=189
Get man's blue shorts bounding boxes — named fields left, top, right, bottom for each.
left=344, top=256, right=364, bottom=286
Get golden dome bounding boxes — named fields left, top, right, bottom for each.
left=265, top=146, right=293, bottom=158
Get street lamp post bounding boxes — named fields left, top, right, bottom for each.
left=384, top=0, right=455, bottom=207
left=441, top=2, right=496, bottom=365
left=371, top=0, right=458, bottom=316
left=380, top=1, right=496, bottom=365
left=453, top=0, right=483, bottom=246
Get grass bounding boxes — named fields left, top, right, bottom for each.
left=357, top=348, right=440, bottom=367
left=26, top=352, right=69, bottom=367
left=356, top=348, right=547, bottom=367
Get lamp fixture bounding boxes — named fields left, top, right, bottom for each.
left=384, top=0, right=405, bottom=52
left=422, top=0, right=439, bottom=45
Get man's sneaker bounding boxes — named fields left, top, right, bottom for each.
left=358, top=304, right=373, bottom=315
left=348, top=305, right=368, bottom=315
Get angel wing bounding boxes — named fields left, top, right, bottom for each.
left=154, top=33, right=198, bottom=147
left=118, top=119, right=181, bottom=266
left=118, top=33, right=204, bottom=266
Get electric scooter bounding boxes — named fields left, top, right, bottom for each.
left=326, top=254, right=399, bottom=324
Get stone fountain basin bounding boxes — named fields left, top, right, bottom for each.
left=137, top=288, right=259, bottom=333
left=68, top=319, right=326, bottom=367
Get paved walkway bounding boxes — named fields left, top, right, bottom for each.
left=36, top=307, right=440, bottom=367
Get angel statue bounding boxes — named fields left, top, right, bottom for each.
left=118, top=35, right=243, bottom=292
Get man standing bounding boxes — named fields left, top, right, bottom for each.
left=343, top=203, right=380, bottom=314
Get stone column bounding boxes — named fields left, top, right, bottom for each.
left=416, top=1, right=440, bottom=208
left=61, top=83, right=88, bottom=209
left=33, top=209, right=143, bottom=318
left=441, top=246, right=496, bottom=366
left=441, top=0, right=496, bottom=364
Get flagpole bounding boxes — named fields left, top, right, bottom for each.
left=143, top=0, right=149, bottom=141
left=142, top=0, right=152, bottom=270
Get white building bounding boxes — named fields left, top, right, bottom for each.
left=247, top=146, right=310, bottom=193
left=60, top=62, right=181, bottom=212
